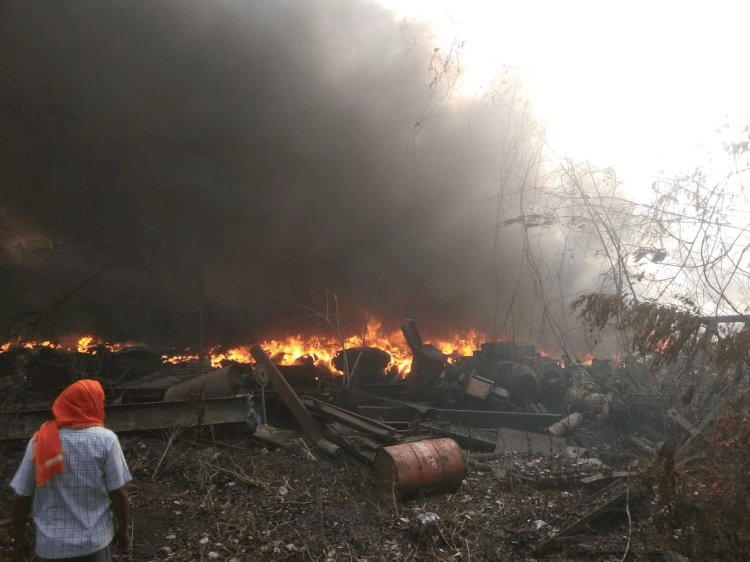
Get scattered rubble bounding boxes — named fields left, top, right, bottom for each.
left=1, top=318, right=748, bottom=559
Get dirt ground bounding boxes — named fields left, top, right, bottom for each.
left=0, top=422, right=682, bottom=562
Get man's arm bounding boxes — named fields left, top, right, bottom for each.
left=109, top=486, right=131, bottom=552
left=10, top=494, right=32, bottom=560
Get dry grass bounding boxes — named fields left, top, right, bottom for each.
left=1, top=422, right=736, bottom=560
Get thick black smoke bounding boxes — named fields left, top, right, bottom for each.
left=0, top=0, right=537, bottom=348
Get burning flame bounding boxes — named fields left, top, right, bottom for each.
left=75, top=335, right=131, bottom=354
left=651, top=336, right=673, bottom=354
left=197, top=319, right=487, bottom=374
left=1, top=340, right=60, bottom=352
left=2, top=335, right=132, bottom=356
left=1, top=320, right=494, bottom=375
left=580, top=352, right=594, bottom=366
left=434, top=329, right=484, bottom=360
left=77, top=336, right=95, bottom=354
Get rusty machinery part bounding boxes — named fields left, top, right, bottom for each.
left=250, top=345, right=342, bottom=458
left=253, top=363, right=271, bottom=387
left=163, top=364, right=249, bottom=401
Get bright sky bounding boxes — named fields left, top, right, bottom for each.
left=377, top=0, right=750, bottom=194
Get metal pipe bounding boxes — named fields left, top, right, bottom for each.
left=546, top=412, right=583, bottom=437
left=163, top=364, right=248, bottom=401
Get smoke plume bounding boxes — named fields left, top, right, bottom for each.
left=0, top=0, right=541, bottom=348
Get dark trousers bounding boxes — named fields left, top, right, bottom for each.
left=37, top=542, right=112, bottom=562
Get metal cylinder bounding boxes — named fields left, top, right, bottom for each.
left=374, top=438, right=466, bottom=499
left=565, top=386, right=610, bottom=419
left=546, top=412, right=584, bottom=437
left=316, top=439, right=343, bottom=458
left=163, top=364, right=248, bottom=401
left=565, top=386, right=588, bottom=407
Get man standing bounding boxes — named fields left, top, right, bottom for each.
left=9, top=379, right=132, bottom=561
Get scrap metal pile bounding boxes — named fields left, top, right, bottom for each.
left=0, top=319, right=734, bottom=559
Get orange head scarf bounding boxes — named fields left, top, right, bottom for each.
left=33, top=379, right=105, bottom=486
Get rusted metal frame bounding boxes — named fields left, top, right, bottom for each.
left=0, top=395, right=252, bottom=440
left=432, top=408, right=561, bottom=430
left=380, top=397, right=433, bottom=415
left=495, top=427, right=567, bottom=456
left=301, top=397, right=400, bottom=443
left=356, top=404, right=561, bottom=431
left=417, top=422, right=497, bottom=451
left=318, top=381, right=433, bottom=415
left=321, top=423, right=379, bottom=465
left=323, top=382, right=562, bottom=431
left=250, top=345, right=341, bottom=457
left=355, top=405, right=421, bottom=423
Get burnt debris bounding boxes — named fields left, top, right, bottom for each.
left=1, top=317, right=745, bottom=560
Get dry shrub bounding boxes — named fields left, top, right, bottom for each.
left=572, top=293, right=747, bottom=375
left=645, top=408, right=750, bottom=559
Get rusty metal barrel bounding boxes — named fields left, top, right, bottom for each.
left=374, top=438, right=466, bottom=499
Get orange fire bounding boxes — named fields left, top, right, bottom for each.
left=161, top=351, right=202, bottom=365
left=1, top=339, right=60, bottom=352
left=580, top=352, right=594, bottom=366
left=434, top=329, right=484, bottom=360
left=201, top=320, right=488, bottom=374
left=75, top=335, right=132, bottom=354
left=0, top=320, right=493, bottom=375
left=1, top=335, right=132, bottom=356
left=652, top=336, right=673, bottom=354
left=76, top=336, right=95, bottom=354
